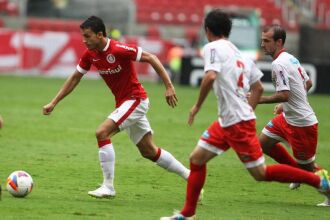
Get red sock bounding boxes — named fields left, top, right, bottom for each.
left=151, top=148, right=161, bottom=162
left=97, top=139, right=111, bottom=148
left=267, top=143, right=298, bottom=167
left=265, top=164, right=320, bottom=188
left=181, top=163, right=206, bottom=217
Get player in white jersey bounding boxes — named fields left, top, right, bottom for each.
left=259, top=24, right=329, bottom=206
left=161, top=10, right=330, bottom=220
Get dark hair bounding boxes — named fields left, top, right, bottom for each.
left=80, top=16, right=107, bottom=37
left=263, top=24, right=286, bottom=45
left=204, top=9, right=232, bottom=37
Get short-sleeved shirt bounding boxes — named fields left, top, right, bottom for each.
left=271, top=51, right=317, bottom=126
left=203, top=39, right=263, bottom=127
left=77, top=38, right=147, bottom=107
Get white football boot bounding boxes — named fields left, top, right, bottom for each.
left=160, top=212, right=196, bottom=220
left=315, top=169, right=330, bottom=207
left=289, top=183, right=301, bottom=190
left=88, top=185, right=116, bottom=198
left=198, top=188, right=204, bottom=203
left=317, top=197, right=330, bottom=207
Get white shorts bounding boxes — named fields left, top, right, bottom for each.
left=108, top=98, right=153, bottom=145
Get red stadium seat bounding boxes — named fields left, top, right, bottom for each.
left=134, top=0, right=306, bottom=31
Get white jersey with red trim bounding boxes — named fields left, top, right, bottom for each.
left=77, top=38, right=147, bottom=107
left=203, top=39, right=263, bottom=127
left=271, top=51, right=317, bottom=126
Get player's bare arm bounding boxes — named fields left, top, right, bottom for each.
left=188, top=71, right=216, bottom=126
left=43, top=71, right=83, bottom=115
left=0, top=114, right=3, bottom=129
left=248, top=80, right=264, bottom=110
left=259, top=90, right=289, bottom=104
left=305, top=79, right=313, bottom=92
left=140, top=50, right=178, bottom=108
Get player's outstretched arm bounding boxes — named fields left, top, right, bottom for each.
left=43, top=71, right=83, bottom=115
left=140, top=51, right=177, bottom=108
left=259, top=90, right=289, bottom=104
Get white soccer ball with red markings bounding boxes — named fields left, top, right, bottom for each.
left=6, top=171, right=33, bottom=198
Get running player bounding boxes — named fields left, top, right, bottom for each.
left=259, top=24, right=329, bottom=206
left=43, top=16, right=190, bottom=198
left=161, top=9, right=330, bottom=220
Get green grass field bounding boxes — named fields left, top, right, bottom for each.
left=0, top=75, right=330, bottom=220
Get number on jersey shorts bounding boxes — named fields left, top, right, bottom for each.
left=108, top=98, right=153, bottom=144
left=262, top=113, right=318, bottom=164
left=198, top=119, right=264, bottom=168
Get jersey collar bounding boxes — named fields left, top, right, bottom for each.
left=273, top=48, right=285, bottom=60
left=103, top=38, right=111, bottom=51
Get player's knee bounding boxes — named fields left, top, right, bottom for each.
left=140, top=147, right=157, bottom=160
left=248, top=165, right=267, bottom=181
left=95, top=127, right=108, bottom=140
left=251, top=174, right=266, bottom=182
left=189, top=153, right=204, bottom=166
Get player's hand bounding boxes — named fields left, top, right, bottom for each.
left=43, top=103, right=56, bottom=115
left=0, top=115, right=4, bottom=129
left=274, top=104, right=283, bottom=115
left=165, top=86, right=178, bottom=108
left=188, top=104, right=200, bottom=126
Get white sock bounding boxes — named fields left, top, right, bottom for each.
left=156, top=148, right=190, bottom=180
left=99, top=143, right=115, bottom=188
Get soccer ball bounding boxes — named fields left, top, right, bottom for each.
left=6, top=171, right=33, bottom=198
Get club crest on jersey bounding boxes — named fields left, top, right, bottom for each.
left=106, top=54, right=116, bottom=63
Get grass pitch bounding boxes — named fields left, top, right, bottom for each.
left=0, top=75, right=330, bottom=220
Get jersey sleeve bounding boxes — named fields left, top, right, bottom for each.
left=76, top=50, right=91, bottom=74
left=203, top=44, right=221, bottom=73
left=249, top=60, right=263, bottom=85
left=272, top=63, right=290, bottom=91
left=113, top=42, right=142, bottom=61
left=300, top=66, right=310, bottom=81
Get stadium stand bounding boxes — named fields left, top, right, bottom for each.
left=1, top=0, right=328, bottom=39
left=26, top=18, right=82, bottom=33
left=136, top=0, right=282, bottom=26
left=134, top=0, right=330, bottom=32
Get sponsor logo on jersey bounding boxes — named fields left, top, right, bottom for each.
left=99, top=65, right=122, bottom=75
left=106, top=54, right=116, bottom=63
left=115, top=44, right=136, bottom=52
left=289, top=57, right=299, bottom=65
